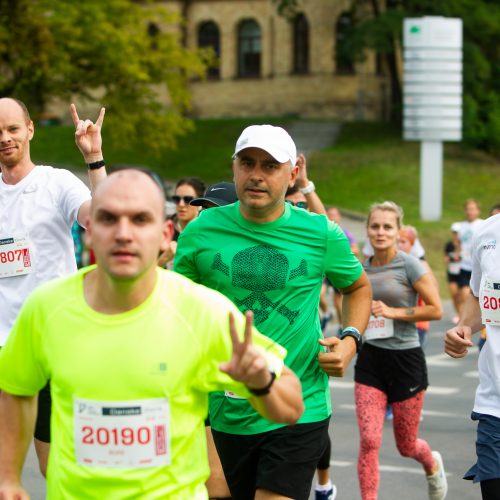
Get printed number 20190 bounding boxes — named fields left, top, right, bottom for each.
left=81, top=426, right=151, bottom=446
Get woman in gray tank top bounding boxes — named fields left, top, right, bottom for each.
left=354, top=201, right=447, bottom=500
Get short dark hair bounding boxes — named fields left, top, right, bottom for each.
left=176, top=177, right=205, bottom=198
left=285, top=184, right=300, bottom=197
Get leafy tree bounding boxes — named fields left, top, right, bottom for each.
left=0, top=0, right=207, bottom=154
left=273, top=0, right=500, bottom=154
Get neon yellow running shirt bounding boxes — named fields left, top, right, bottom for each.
left=0, top=267, right=285, bottom=499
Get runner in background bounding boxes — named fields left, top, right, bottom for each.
left=158, top=176, right=205, bottom=268
left=455, top=199, right=483, bottom=315
left=0, top=98, right=106, bottom=476
left=355, top=201, right=447, bottom=500
left=398, top=225, right=439, bottom=351
left=444, top=223, right=462, bottom=324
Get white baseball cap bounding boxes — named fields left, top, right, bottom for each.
left=451, top=222, right=461, bottom=232
left=234, top=125, right=297, bottom=166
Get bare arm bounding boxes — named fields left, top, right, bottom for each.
left=248, top=366, right=303, bottom=424
left=445, top=293, right=482, bottom=358
left=318, top=271, right=372, bottom=376
left=220, top=312, right=304, bottom=425
left=295, top=153, right=326, bottom=215
left=70, top=104, right=107, bottom=226
left=0, top=392, right=37, bottom=498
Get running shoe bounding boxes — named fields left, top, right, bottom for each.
left=427, top=451, right=448, bottom=499
left=315, top=483, right=337, bottom=500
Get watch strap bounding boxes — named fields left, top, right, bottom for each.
left=247, top=371, right=276, bottom=396
left=87, top=160, right=106, bottom=170
left=340, top=326, right=362, bottom=353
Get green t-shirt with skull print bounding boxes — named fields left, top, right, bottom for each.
left=174, top=201, right=362, bottom=434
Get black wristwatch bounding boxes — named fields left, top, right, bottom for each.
left=87, top=159, right=106, bottom=170
left=339, top=327, right=362, bottom=353
left=248, top=371, right=276, bottom=397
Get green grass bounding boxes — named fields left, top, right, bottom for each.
left=31, top=117, right=292, bottom=184
left=31, top=118, right=500, bottom=295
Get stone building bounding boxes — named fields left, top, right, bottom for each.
left=164, top=0, right=389, bottom=120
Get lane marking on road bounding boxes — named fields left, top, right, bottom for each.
left=464, top=370, right=479, bottom=378
left=427, top=386, right=459, bottom=395
left=329, top=380, right=459, bottom=395
left=330, top=460, right=450, bottom=476
left=337, top=404, right=463, bottom=419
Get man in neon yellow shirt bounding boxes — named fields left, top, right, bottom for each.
left=0, top=169, right=303, bottom=499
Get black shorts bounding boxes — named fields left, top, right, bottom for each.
left=211, top=418, right=330, bottom=500
left=34, top=382, right=51, bottom=443
left=354, top=343, right=428, bottom=403
left=447, top=272, right=460, bottom=284
left=458, top=269, right=472, bottom=288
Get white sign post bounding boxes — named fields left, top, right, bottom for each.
left=403, top=17, right=463, bottom=221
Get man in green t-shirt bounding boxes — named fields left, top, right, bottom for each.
left=174, top=125, right=372, bottom=500
left=0, top=169, right=303, bottom=499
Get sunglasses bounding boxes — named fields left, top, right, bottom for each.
left=286, top=200, right=308, bottom=209
left=172, top=195, right=195, bottom=205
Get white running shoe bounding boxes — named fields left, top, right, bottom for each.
left=427, top=451, right=448, bottom=500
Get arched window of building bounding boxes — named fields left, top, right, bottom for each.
left=147, top=22, right=160, bottom=50
left=238, top=19, right=261, bottom=78
left=293, top=13, right=309, bottom=74
left=198, top=21, right=221, bottom=79
left=335, top=12, right=355, bottom=75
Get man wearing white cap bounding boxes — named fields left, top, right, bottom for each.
left=175, top=124, right=371, bottom=500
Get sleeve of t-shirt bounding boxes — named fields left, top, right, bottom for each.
left=324, top=220, right=363, bottom=289
left=0, top=294, right=49, bottom=396
left=173, top=220, right=202, bottom=282
left=54, top=169, right=91, bottom=227
left=470, top=233, right=482, bottom=297
left=193, top=287, right=287, bottom=398
left=404, top=254, right=427, bottom=286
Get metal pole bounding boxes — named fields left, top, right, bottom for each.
left=420, top=140, right=443, bottom=221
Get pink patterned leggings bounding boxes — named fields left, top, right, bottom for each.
left=355, top=382, right=435, bottom=500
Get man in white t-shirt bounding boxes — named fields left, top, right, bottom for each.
left=445, top=213, right=500, bottom=498
left=455, top=199, right=483, bottom=311
left=0, top=97, right=107, bottom=474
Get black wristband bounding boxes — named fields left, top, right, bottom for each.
left=247, top=371, right=276, bottom=397
left=87, top=160, right=106, bottom=170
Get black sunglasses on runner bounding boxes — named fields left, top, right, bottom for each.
left=172, top=195, right=195, bottom=205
